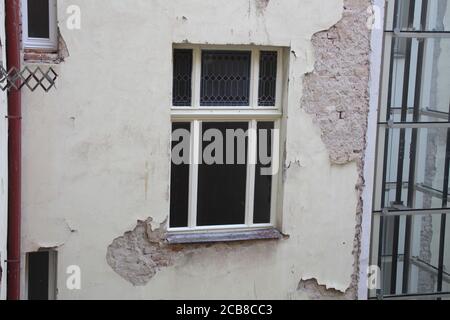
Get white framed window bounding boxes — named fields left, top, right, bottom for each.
left=169, top=44, right=283, bottom=234
left=21, top=0, right=58, bottom=51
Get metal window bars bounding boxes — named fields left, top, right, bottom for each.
left=372, top=0, right=450, bottom=299
left=0, top=65, right=58, bottom=92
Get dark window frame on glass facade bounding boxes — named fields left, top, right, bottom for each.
left=170, top=45, right=283, bottom=233
left=370, top=0, right=450, bottom=300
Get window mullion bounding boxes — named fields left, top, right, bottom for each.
left=188, top=120, right=201, bottom=228
left=275, top=49, right=283, bottom=110
left=245, top=120, right=257, bottom=226
left=192, top=47, right=202, bottom=108
left=49, top=0, right=58, bottom=46
left=251, top=49, right=260, bottom=109
left=269, top=119, right=281, bottom=225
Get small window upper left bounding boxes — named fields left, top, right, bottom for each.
left=22, top=0, right=58, bottom=51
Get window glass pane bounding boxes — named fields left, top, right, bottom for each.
left=253, top=122, right=274, bottom=224
left=374, top=0, right=450, bottom=298
left=27, top=0, right=50, bottom=39
left=258, top=52, right=277, bottom=106
left=387, top=0, right=450, bottom=32
left=173, top=49, right=193, bottom=106
left=197, top=122, right=248, bottom=226
left=375, top=212, right=450, bottom=296
left=170, top=123, right=190, bottom=228
left=200, top=51, right=251, bottom=106
left=384, top=37, right=450, bottom=122
left=382, top=127, right=450, bottom=211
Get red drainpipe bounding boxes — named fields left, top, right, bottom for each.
left=6, top=0, right=22, bottom=300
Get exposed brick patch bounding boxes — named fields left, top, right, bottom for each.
left=302, top=0, right=371, bottom=164
left=106, top=218, right=281, bottom=286
left=106, top=218, right=175, bottom=286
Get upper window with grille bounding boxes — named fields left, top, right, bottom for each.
left=170, top=45, right=283, bottom=235
left=22, top=0, right=58, bottom=51
left=172, top=46, right=281, bottom=109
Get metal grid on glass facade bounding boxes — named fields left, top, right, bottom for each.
left=200, top=50, right=251, bottom=106
left=173, top=49, right=193, bottom=106
left=371, top=0, right=450, bottom=300
left=258, top=51, right=277, bottom=106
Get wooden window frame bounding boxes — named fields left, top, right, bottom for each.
left=169, top=44, right=284, bottom=234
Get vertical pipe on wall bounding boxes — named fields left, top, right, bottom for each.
left=5, top=0, right=22, bottom=300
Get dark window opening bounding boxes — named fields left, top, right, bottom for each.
left=254, top=122, right=274, bottom=224
left=27, top=0, right=50, bottom=39
left=170, top=122, right=191, bottom=228
left=197, top=122, right=248, bottom=226
left=27, top=250, right=57, bottom=300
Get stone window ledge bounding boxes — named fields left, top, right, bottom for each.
left=166, top=228, right=284, bottom=245
left=24, top=50, right=63, bottom=64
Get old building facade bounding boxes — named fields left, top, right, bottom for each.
left=0, top=0, right=449, bottom=300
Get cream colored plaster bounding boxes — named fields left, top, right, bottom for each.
left=20, top=0, right=363, bottom=299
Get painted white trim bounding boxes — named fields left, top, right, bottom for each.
left=171, top=109, right=282, bottom=121
left=168, top=224, right=274, bottom=234
left=269, top=119, right=281, bottom=226
left=21, top=0, right=58, bottom=51
left=192, top=47, right=201, bottom=109
left=188, top=120, right=200, bottom=228
left=245, top=120, right=257, bottom=225
left=251, top=48, right=260, bottom=109
left=358, top=0, right=385, bottom=300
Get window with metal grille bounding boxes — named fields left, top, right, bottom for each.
left=170, top=46, right=283, bottom=234
left=21, top=0, right=58, bottom=50
left=173, top=49, right=193, bottom=106
left=200, top=51, right=251, bottom=106
left=370, top=0, right=450, bottom=300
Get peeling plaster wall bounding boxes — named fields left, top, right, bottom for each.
left=297, top=278, right=353, bottom=300
left=301, top=0, right=371, bottom=165
left=20, top=0, right=372, bottom=299
left=299, top=0, right=372, bottom=297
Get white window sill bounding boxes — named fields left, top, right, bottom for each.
left=166, top=228, right=284, bottom=244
